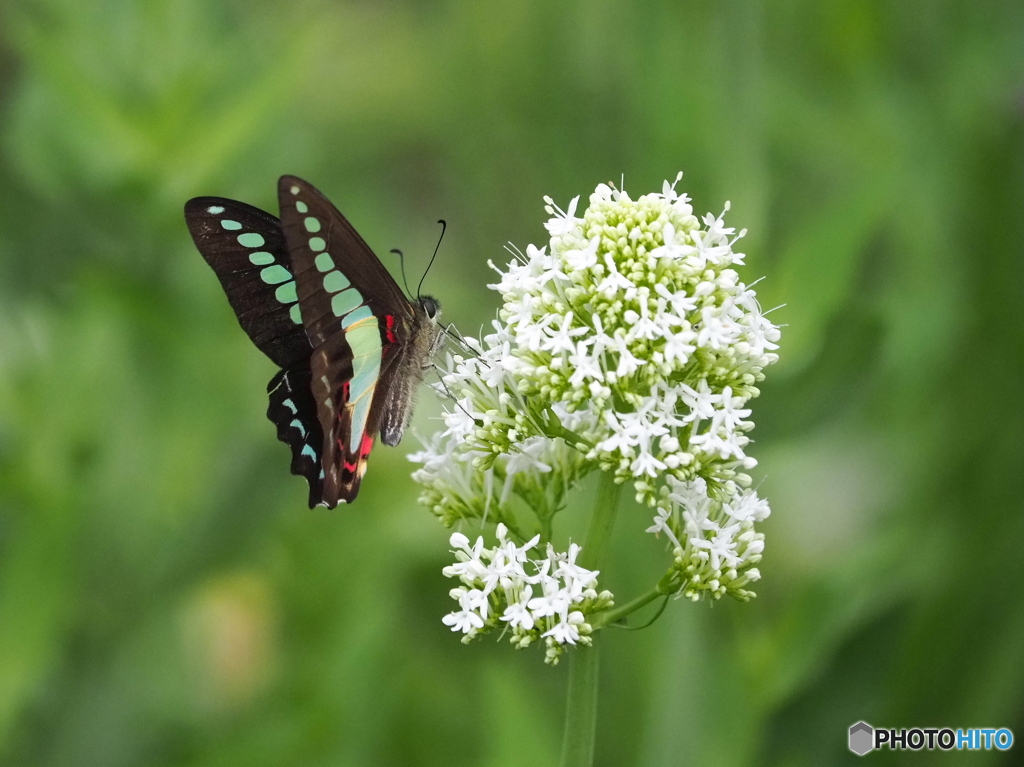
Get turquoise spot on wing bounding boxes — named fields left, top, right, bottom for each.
left=309, top=237, right=326, bottom=251
left=282, top=398, right=297, bottom=414
left=301, top=444, right=317, bottom=459
left=342, top=305, right=374, bottom=328
left=345, top=320, right=384, bottom=453
left=349, top=389, right=376, bottom=453
left=220, top=219, right=242, bottom=231
left=315, top=252, right=334, bottom=272
left=346, top=322, right=382, bottom=361
left=331, top=289, right=362, bottom=317
left=248, top=251, right=275, bottom=266
left=275, top=281, right=298, bottom=304
left=346, top=327, right=382, bottom=453
left=344, top=321, right=383, bottom=452
left=289, top=304, right=302, bottom=325
left=296, top=201, right=308, bottom=214
left=304, top=217, right=321, bottom=233
left=260, top=264, right=292, bottom=285
left=207, top=205, right=225, bottom=214
left=350, top=353, right=381, bottom=399
left=238, top=232, right=266, bottom=248
left=322, top=270, right=350, bottom=293
left=290, top=418, right=307, bottom=437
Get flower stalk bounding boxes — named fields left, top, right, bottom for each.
left=580, top=471, right=622, bottom=571
left=559, top=632, right=601, bottom=767
left=591, top=587, right=665, bottom=630
left=559, top=470, right=622, bottom=766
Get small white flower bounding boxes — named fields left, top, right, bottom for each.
left=542, top=611, right=587, bottom=645
left=544, top=195, right=581, bottom=236
left=692, top=523, right=742, bottom=571
left=502, top=589, right=536, bottom=631
left=542, top=312, right=589, bottom=355
left=563, top=236, right=600, bottom=271
left=624, top=300, right=664, bottom=342
left=608, top=335, right=642, bottom=378
left=711, top=387, right=753, bottom=434
left=650, top=222, right=696, bottom=261
left=595, top=252, right=635, bottom=296
left=661, top=171, right=685, bottom=202
left=528, top=581, right=571, bottom=619
left=679, top=380, right=721, bottom=423
left=551, top=543, right=599, bottom=595
left=443, top=608, right=485, bottom=634
left=505, top=439, right=553, bottom=477
left=723, top=490, right=771, bottom=522
left=646, top=506, right=681, bottom=549
left=696, top=306, right=742, bottom=350
left=567, top=340, right=604, bottom=387
left=654, top=283, right=699, bottom=318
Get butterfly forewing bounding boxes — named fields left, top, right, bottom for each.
left=186, top=196, right=327, bottom=505
left=277, top=176, right=414, bottom=506
left=184, top=197, right=310, bottom=368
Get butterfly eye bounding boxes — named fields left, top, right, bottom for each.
left=420, top=296, right=441, bottom=320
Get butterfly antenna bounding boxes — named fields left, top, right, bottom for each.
left=417, top=219, right=447, bottom=299
left=390, top=249, right=414, bottom=299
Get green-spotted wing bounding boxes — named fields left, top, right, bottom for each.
left=184, top=178, right=442, bottom=507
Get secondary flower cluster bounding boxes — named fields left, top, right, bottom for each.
left=411, top=173, right=780, bottom=635
left=442, top=524, right=613, bottom=664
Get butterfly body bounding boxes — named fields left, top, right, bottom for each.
left=185, top=176, right=442, bottom=508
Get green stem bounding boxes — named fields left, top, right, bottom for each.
left=559, top=471, right=621, bottom=767
left=539, top=512, right=554, bottom=544
left=591, top=587, right=663, bottom=629
left=559, top=633, right=601, bottom=767
left=580, top=471, right=622, bottom=571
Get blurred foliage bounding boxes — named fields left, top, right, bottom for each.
left=0, top=0, right=1022, bottom=765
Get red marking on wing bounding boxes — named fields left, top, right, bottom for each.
left=360, top=432, right=375, bottom=458
left=385, top=314, right=397, bottom=344
left=342, top=433, right=374, bottom=474
left=341, top=380, right=350, bottom=402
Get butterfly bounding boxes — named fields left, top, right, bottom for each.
left=184, top=176, right=443, bottom=508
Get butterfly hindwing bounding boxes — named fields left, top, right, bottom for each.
left=276, top=176, right=416, bottom=506
left=185, top=197, right=310, bottom=368
left=267, top=363, right=324, bottom=507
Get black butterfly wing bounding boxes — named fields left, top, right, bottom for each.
left=186, top=196, right=325, bottom=504
left=277, top=175, right=416, bottom=506
left=267, top=363, right=325, bottom=507
left=184, top=196, right=310, bottom=368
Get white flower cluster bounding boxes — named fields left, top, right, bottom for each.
left=649, top=476, right=771, bottom=600
left=411, top=173, right=780, bottom=603
left=442, top=524, right=613, bottom=664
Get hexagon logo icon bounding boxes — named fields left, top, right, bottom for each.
left=849, top=721, right=874, bottom=756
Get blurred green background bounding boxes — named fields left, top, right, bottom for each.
left=0, top=1, right=1022, bottom=765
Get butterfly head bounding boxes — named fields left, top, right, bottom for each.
left=419, top=295, right=442, bottom=323
left=415, top=295, right=445, bottom=363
